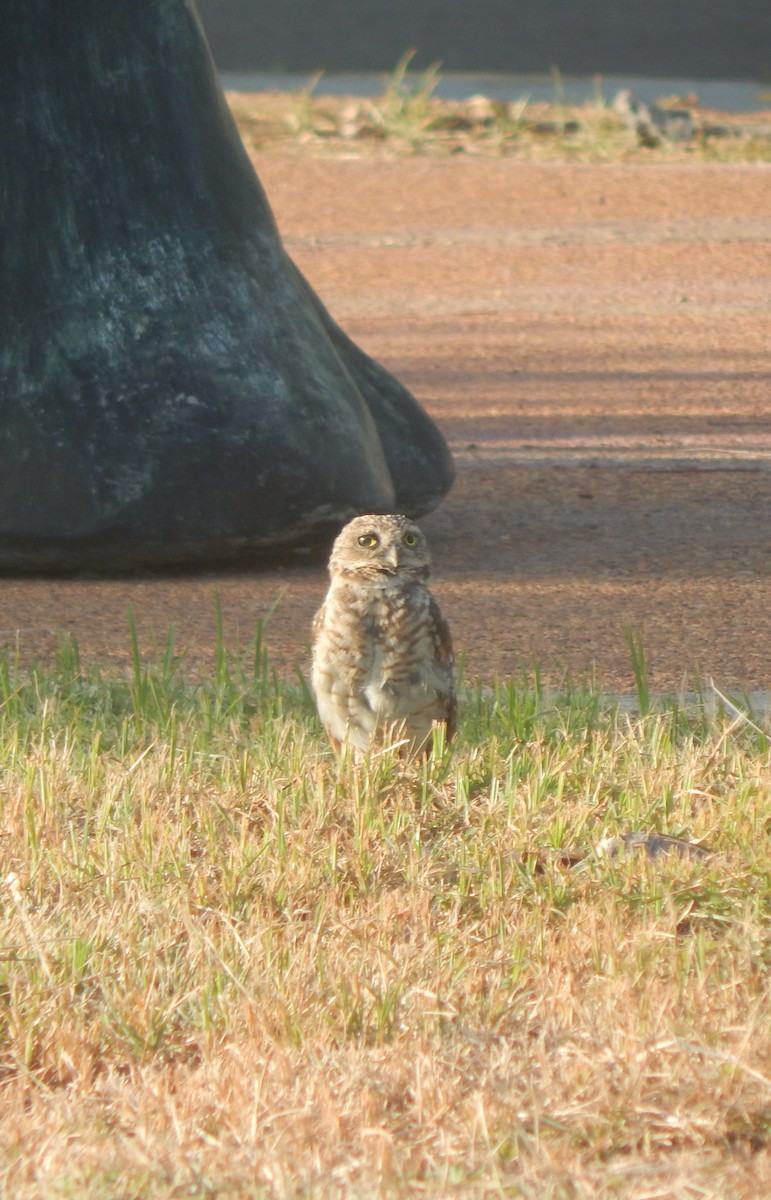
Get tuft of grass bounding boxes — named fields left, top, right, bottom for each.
left=367, top=49, right=444, bottom=147
left=2, top=627, right=771, bottom=1197
left=625, top=625, right=650, bottom=717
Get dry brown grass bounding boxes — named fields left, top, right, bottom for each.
left=1, top=632, right=771, bottom=1196
left=225, top=65, right=771, bottom=164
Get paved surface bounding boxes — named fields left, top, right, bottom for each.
left=195, top=0, right=770, bottom=80
left=3, top=157, right=771, bottom=693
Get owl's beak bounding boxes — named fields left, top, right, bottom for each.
left=382, top=549, right=400, bottom=572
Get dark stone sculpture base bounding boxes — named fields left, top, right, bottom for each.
left=0, top=1, right=453, bottom=570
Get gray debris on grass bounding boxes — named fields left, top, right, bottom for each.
left=595, top=831, right=714, bottom=860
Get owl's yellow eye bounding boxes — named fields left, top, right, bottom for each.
left=357, top=533, right=379, bottom=548
left=402, top=532, right=418, bottom=547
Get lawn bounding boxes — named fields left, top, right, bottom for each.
left=2, top=617, right=771, bottom=1197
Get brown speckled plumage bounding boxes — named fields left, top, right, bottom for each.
left=311, top=514, right=456, bottom=756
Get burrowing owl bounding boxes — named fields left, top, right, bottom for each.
left=311, top=514, right=456, bottom=756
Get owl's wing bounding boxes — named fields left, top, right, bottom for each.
left=429, top=595, right=457, bottom=740
left=311, top=601, right=327, bottom=644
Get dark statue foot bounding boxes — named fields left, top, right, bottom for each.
left=0, top=0, right=454, bottom=571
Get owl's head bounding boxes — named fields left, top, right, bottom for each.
left=329, top=514, right=432, bottom=583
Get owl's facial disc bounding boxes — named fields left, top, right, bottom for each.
left=329, top=514, right=431, bottom=582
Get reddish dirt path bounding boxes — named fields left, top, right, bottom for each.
left=3, top=158, right=771, bottom=692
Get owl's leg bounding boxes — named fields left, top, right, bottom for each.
left=371, top=719, right=418, bottom=760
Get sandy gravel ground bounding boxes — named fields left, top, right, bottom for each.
left=3, top=158, right=770, bottom=693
